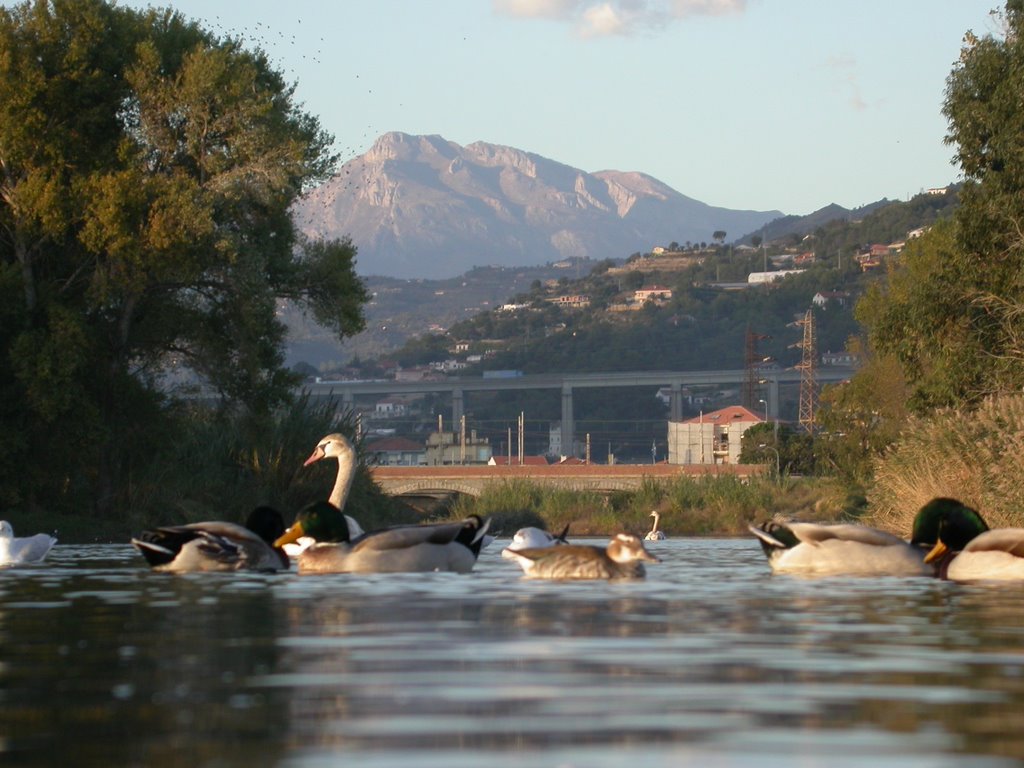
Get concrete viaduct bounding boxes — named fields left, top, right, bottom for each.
left=303, top=367, right=854, bottom=453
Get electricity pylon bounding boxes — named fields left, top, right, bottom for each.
left=743, top=326, right=770, bottom=411
left=795, top=309, right=817, bottom=433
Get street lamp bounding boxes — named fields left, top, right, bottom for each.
left=758, top=398, right=768, bottom=423
left=758, top=443, right=780, bottom=479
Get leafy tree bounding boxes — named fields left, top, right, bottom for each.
left=849, top=3, right=1024, bottom=415
left=0, top=1, right=368, bottom=514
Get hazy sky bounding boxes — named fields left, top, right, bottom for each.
left=112, top=0, right=1000, bottom=215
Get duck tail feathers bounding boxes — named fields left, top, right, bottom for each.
left=748, top=523, right=787, bottom=550
left=131, top=537, right=177, bottom=567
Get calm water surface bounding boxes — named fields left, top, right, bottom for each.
left=1, top=538, right=1023, bottom=767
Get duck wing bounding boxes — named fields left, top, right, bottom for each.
left=753, top=521, right=907, bottom=549
left=963, top=528, right=1024, bottom=557
left=788, top=522, right=909, bottom=547
left=133, top=522, right=284, bottom=571
left=349, top=521, right=466, bottom=553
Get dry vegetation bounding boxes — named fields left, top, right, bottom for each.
left=866, top=394, right=1024, bottom=534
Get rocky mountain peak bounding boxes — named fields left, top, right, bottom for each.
left=295, top=133, right=782, bottom=279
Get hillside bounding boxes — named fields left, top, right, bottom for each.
left=380, top=189, right=959, bottom=380
left=286, top=191, right=956, bottom=371
left=292, top=132, right=782, bottom=279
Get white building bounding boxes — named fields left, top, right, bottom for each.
left=666, top=405, right=763, bottom=465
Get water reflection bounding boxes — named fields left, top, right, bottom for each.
left=0, top=540, right=1023, bottom=766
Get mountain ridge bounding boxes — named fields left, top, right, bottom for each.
left=294, top=132, right=784, bottom=279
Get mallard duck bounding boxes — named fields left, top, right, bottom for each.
left=922, top=499, right=1024, bottom=581
left=275, top=500, right=491, bottom=574
left=501, top=523, right=571, bottom=557
left=0, top=520, right=56, bottom=566
left=131, top=506, right=290, bottom=572
left=302, top=433, right=366, bottom=542
left=502, top=533, right=660, bottom=580
left=645, top=510, right=667, bottom=541
left=748, top=516, right=934, bottom=577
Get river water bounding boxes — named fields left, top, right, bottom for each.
left=1, top=538, right=1023, bottom=767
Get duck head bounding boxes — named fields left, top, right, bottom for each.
left=274, top=500, right=352, bottom=548
left=607, top=533, right=660, bottom=564
left=921, top=500, right=990, bottom=564
left=246, top=506, right=287, bottom=545
left=910, top=497, right=977, bottom=549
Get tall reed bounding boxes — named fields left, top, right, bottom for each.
left=123, top=395, right=407, bottom=529
left=867, top=394, right=1024, bottom=533
left=449, top=474, right=852, bottom=537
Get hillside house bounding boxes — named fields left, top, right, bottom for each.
left=666, top=405, right=763, bottom=465
left=548, top=294, right=591, bottom=309
left=812, top=290, right=850, bottom=309
left=634, top=286, right=673, bottom=303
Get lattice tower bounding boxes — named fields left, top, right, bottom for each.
left=743, top=327, right=770, bottom=411
left=796, top=309, right=817, bottom=432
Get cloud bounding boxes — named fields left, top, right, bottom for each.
left=493, top=0, right=747, bottom=37
left=826, top=54, right=868, bottom=111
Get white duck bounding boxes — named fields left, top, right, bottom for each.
left=501, top=523, right=571, bottom=558
left=645, top=510, right=667, bottom=541
left=748, top=519, right=932, bottom=577
left=0, top=520, right=56, bottom=566
left=289, top=432, right=366, bottom=555
left=502, top=533, right=660, bottom=580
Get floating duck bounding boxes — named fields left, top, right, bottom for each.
left=0, top=520, right=56, bottom=566
left=748, top=513, right=936, bottom=577
left=275, top=500, right=490, bottom=574
left=501, top=523, right=571, bottom=557
left=131, top=506, right=289, bottom=572
left=502, top=533, right=659, bottom=580
left=922, top=498, right=1024, bottom=581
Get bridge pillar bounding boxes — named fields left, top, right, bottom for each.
left=767, top=377, right=780, bottom=422
left=560, top=384, right=574, bottom=457
left=451, top=388, right=464, bottom=426
left=669, top=382, right=683, bottom=422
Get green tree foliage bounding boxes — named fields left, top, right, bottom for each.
left=847, top=4, right=1024, bottom=417
left=0, top=1, right=368, bottom=514
left=818, top=3, right=1024, bottom=484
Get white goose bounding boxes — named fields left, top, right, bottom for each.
left=287, top=432, right=365, bottom=556
left=645, top=510, right=667, bottom=541
left=0, top=520, right=56, bottom=566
